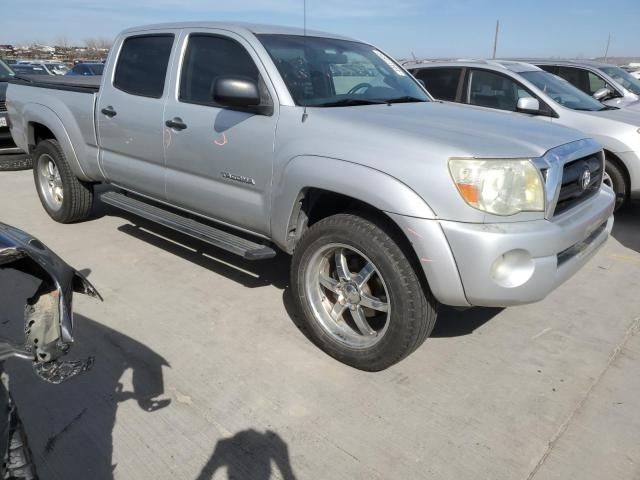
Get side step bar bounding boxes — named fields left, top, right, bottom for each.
left=100, top=191, right=276, bottom=260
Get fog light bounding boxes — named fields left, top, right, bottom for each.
left=491, top=249, right=535, bottom=288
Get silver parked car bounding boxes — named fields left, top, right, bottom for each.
left=408, top=60, right=640, bottom=209
left=533, top=60, right=640, bottom=111
left=7, top=24, right=614, bottom=370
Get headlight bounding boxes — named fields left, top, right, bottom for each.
left=448, top=158, right=545, bottom=216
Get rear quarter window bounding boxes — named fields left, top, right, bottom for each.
left=413, top=68, right=462, bottom=101
left=114, top=34, right=174, bottom=98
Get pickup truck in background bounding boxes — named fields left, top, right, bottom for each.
left=7, top=23, right=615, bottom=370
left=0, top=59, right=30, bottom=171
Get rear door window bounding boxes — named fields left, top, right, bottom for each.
left=114, top=34, right=174, bottom=98
left=413, top=68, right=463, bottom=101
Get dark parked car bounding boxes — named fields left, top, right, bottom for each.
left=66, top=62, right=104, bottom=76
left=0, top=60, right=31, bottom=170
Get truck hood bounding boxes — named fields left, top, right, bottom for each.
left=311, top=101, right=588, bottom=159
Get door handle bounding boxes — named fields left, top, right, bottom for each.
left=165, top=118, right=187, bottom=131
left=101, top=106, right=117, bottom=118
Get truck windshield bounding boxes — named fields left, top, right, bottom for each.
left=0, top=60, right=14, bottom=81
left=258, top=34, right=429, bottom=107
left=521, top=71, right=607, bottom=111
left=599, top=66, right=640, bottom=95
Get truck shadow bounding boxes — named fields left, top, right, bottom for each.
left=611, top=201, right=640, bottom=254
left=102, top=201, right=501, bottom=340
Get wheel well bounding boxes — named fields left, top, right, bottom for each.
left=287, top=187, right=434, bottom=300
left=604, top=150, right=631, bottom=190
left=285, top=189, right=379, bottom=252
left=29, top=123, right=56, bottom=153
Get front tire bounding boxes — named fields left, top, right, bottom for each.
left=33, top=139, right=93, bottom=223
left=603, top=156, right=628, bottom=211
left=291, top=213, right=437, bottom=371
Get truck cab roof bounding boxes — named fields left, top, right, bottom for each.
left=122, top=21, right=357, bottom=42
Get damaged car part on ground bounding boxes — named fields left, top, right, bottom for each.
left=0, top=222, right=102, bottom=479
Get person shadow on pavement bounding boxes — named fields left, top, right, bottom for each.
left=196, top=429, right=297, bottom=480
left=3, top=304, right=171, bottom=480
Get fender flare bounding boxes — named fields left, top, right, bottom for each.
left=23, top=103, right=92, bottom=182
left=270, top=155, right=436, bottom=250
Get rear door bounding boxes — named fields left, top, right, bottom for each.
left=162, top=29, right=278, bottom=235
left=97, top=31, right=178, bottom=200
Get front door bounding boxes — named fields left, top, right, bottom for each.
left=162, top=30, right=278, bottom=235
left=97, top=32, right=178, bottom=200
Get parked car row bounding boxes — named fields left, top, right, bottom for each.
left=7, top=59, right=104, bottom=77
left=14, top=60, right=68, bottom=75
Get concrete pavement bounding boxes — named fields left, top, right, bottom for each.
left=1, top=169, right=639, bottom=480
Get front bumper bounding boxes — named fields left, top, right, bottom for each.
left=389, top=186, right=615, bottom=308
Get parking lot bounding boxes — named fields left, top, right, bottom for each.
left=1, top=169, right=639, bottom=479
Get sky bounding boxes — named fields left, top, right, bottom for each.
left=0, top=0, right=639, bottom=59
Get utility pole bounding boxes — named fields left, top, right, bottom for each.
left=604, top=33, right=611, bottom=60
left=492, top=20, right=500, bottom=59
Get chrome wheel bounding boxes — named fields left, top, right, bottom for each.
left=603, top=170, right=613, bottom=189
left=37, top=154, right=64, bottom=211
left=304, top=243, right=390, bottom=349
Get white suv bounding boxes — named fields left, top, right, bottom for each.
left=407, top=60, right=640, bottom=210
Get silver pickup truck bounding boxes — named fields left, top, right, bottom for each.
left=7, top=22, right=615, bottom=370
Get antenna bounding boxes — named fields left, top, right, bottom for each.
left=302, top=0, right=309, bottom=122
left=604, top=33, right=611, bottom=61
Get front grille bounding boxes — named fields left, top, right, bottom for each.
left=553, top=154, right=603, bottom=215
left=0, top=100, right=6, bottom=112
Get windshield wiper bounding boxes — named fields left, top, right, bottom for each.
left=314, top=98, right=387, bottom=107
left=599, top=105, right=620, bottom=111
left=384, top=96, right=428, bottom=104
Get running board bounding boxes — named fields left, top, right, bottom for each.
left=100, top=191, right=276, bottom=260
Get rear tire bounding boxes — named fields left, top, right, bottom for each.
left=603, top=156, right=628, bottom=211
left=33, top=139, right=93, bottom=223
left=291, top=213, right=438, bottom=371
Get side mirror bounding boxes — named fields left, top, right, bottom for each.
left=416, top=78, right=426, bottom=88
left=213, top=77, right=260, bottom=108
left=516, top=97, right=540, bottom=114
left=593, top=87, right=611, bottom=101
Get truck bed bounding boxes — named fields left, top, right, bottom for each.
left=9, top=75, right=100, bottom=94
